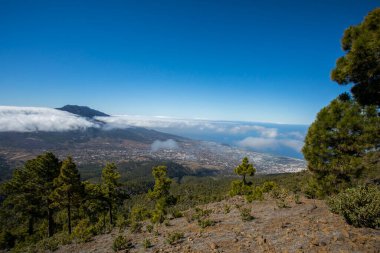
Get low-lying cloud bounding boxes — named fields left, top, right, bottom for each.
left=229, top=125, right=278, bottom=138
left=96, top=115, right=220, bottom=131
left=95, top=115, right=279, bottom=137
left=151, top=139, right=179, bottom=152
left=238, top=137, right=304, bottom=152
left=0, top=106, right=307, bottom=158
left=0, top=106, right=97, bottom=132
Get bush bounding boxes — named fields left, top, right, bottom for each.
left=294, top=193, right=302, bottom=204
left=151, top=209, right=165, bottom=224
left=72, top=219, right=94, bottom=242
left=130, top=222, right=142, bottom=233
left=143, top=238, right=152, bottom=249
left=129, top=205, right=151, bottom=222
left=223, top=204, right=231, bottom=214
left=240, top=208, right=255, bottom=221
left=112, top=235, right=132, bottom=252
left=271, top=187, right=289, bottom=208
left=197, top=219, right=216, bottom=228
left=229, top=180, right=251, bottom=196
left=328, top=185, right=380, bottom=228
left=304, top=174, right=348, bottom=199
left=170, top=209, right=183, bottom=218
left=261, top=181, right=277, bottom=192
left=191, top=207, right=212, bottom=221
left=146, top=224, right=154, bottom=233
left=115, top=213, right=129, bottom=230
left=37, top=238, right=60, bottom=252
left=245, top=186, right=264, bottom=202
left=166, top=231, right=184, bottom=245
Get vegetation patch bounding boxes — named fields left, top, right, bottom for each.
left=328, top=185, right=380, bottom=229
left=166, top=231, right=184, bottom=245
left=112, top=235, right=133, bottom=252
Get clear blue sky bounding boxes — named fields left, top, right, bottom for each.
left=0, top=0, right=378, bottom=124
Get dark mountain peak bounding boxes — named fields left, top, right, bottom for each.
left=57, top=105, right=109, bottom=118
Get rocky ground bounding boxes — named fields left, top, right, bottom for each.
left=57, top=196, right=380, bottom=253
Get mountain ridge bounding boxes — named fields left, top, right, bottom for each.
left=57, top=105, right=109, bottom=118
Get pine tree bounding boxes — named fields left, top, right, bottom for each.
left=1, top=168, right=40, bottom=235
left=101, top=163, right=123, bottom=225
left=148, top=165, right=174, bottom=223
left=302, top=96, right=379, bottom=195
left=148, top=165, right=172, bottom=200
left=331, top=8, right=380, bottom=106
left=50, top=157, right=83, bottom=234
left=1, top=152, right=61, bottom=237
left=234, top=157, right=256, bottom=185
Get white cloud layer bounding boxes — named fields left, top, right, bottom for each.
left=151, top=139, right=179, bottom=152
left=0, top=106, right=97, bottom=132
left=95, top=115, right=278, bottom=137
left=0, top=106, right=306, bottom=157
left=96, top=115, right=219, bottom=130
left=238, top=137, right=304, bottom=152
left=229, top=125, right=278, bottom=137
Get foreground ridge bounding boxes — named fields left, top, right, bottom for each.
left=57, top=196, right=380, bottom=253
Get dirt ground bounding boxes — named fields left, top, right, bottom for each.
left=57, top=196, right=380, bottom=253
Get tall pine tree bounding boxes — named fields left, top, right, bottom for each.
left=51, top=157, right=83, bottom=234
left=101, top=163, right=123, bottom=225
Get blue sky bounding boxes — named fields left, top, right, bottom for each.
left=0, top=0, right=378, bottom=124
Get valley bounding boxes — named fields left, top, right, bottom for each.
left=0, top=128, right=305, bottom=181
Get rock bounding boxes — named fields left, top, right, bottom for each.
left=257, top=236, right=267, bottom=245
left=342, top=230, right=350, bottom=238
left=233, top=238, right=238, bottom=243
left=210, top=242, right=218, bottom=249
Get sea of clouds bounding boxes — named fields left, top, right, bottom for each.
left=95, top=115, right=307, bottom=157
left=0, top=106, right=307, bottom=158
left=0, top=106, right=97, bottom=132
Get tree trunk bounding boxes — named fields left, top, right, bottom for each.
left=28, top=216, right=34, bottom=235
left=109, top=203, right=113, bottom=225
left=67, top=205, right=72, bottom=234
left=243, top=174, right=247, bottom=185
left=67, top=193, right=72, bottom=234
left=48, top=207, right=54, bottom=237
left=103, top=213, right=106, bottom=230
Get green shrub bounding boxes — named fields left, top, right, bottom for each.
left=146, top=224, right=154, bottom=233
left=223, top=204, right=231, bottom=214
left=112, top=235, right=132, bottom=252
left=245, top=186, right=264, bottom=202
left=130, top=222, right=142, bottom=233
left=143, top=238, right=152, bottom=249
left=294, top=193, right=301, bottom=204
left=166, top=231, right=184, bottom=245
left=240, top=208, right=255, bottom=221
left=328, top=185, right=380, bottom=228
left=304, top=175, right=344, bottom=199
left=115, top=213, right=129, bottom=230
left=229, top=180, right=251, bottom=196
left=197, top=219, right=216, bottom=228
left=151, top=209, right=165, bottom=224
left=164, top=220, right=171, bottom=227
left=170, top=209, right=183, bottom=218
left=129, top=205, right=151, bottom=222
left=36, top=238, right=59, bottom=252
left=72, top=219, right=94, bottom=242
left=271, top=187, right=289, bottom=208
left=191, top=208, right=212, bottom=221
left=261, top=181, right=277, bottom=193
